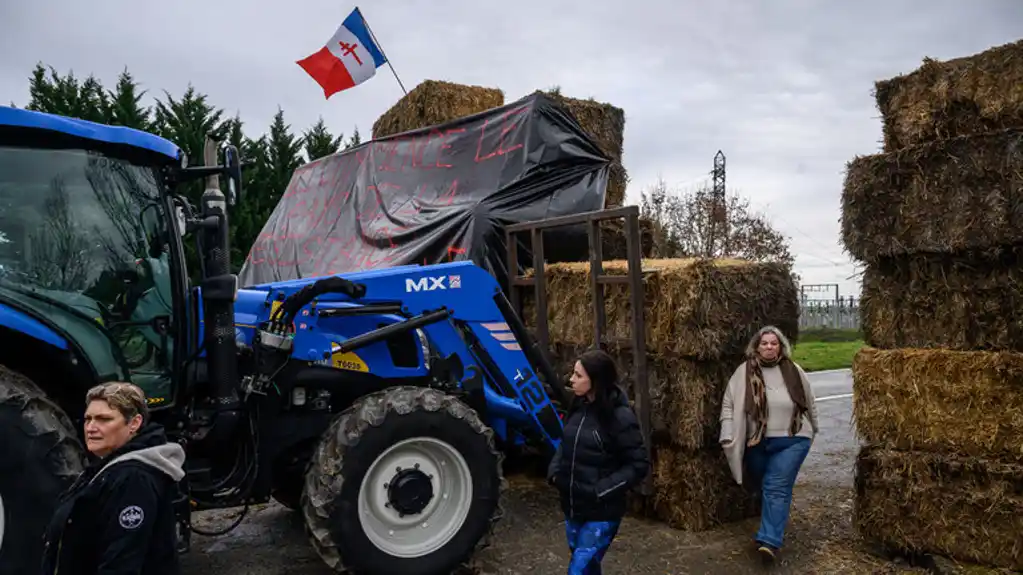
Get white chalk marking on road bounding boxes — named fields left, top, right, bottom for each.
left=816, top=392, right=853, bottom=402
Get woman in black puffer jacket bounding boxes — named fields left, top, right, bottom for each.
left=547, top=349, right=650, bottom=574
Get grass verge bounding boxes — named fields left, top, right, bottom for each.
left=794, top=329, right=864, bottom=371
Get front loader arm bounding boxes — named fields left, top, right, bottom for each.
left=260, top=261, right=566, bottom=449
left=418, top=316, right=564, bottom=449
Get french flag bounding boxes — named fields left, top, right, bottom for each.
left=297, top=8, right=388, bottom=99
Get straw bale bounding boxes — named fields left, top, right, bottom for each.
left=549, top=343, right=744, bottom=451
left=523, top=258, right=800, bottom=361
left=840, top=128, right=1023, bottom=262
left=537, top=90, right=628, bottom=208
left=605, top=162, right=629, bottom=209
left=596, top=217, right=656, bottom=261
left=372, top=80, right=504, bottom=139
left=876, top=39, right=1023, bottom=151
left=854, top=446, right=1023, bottom=571
left=630, top=441, right=760, bottom=531
left=538, top=90, right=625, bottom=160
left=860, top=248, right=1023, bottom=351
left=852, top=347, right=1023, bottom=461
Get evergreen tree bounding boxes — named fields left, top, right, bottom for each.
left=265, top=107, right=306, bottom=205
left=344, top=126, right=362, bottom=149
left=105, top=69, right=153, bottom=131
left=14, top=63, right=366, bottom=277
left=303, top=117, right=344, bottom=161
left=26, top=64, right=108, bottom=123
left=152, top=85, right=228, bottom=185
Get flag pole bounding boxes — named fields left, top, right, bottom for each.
left=356, top=7, right=408, bottom=96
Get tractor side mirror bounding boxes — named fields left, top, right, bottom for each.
left=223, top=144, right=243, bottom=206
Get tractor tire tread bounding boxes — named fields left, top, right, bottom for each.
left=300, top=385, right=506, bottom=574
left=0, top=364, right=86, bottom=574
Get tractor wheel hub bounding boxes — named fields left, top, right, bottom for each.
left=387, top=467, right=434, bottom=515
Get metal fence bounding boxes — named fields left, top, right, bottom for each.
left=798, top=296, right=860, bottom=330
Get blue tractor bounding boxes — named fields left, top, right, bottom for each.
left=0, top=106, right=569, bottom=575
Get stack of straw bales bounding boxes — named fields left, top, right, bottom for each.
left=524, top=258, right=800, bottom=530
left=371, top=80, right=505, bottom=139
left=842, top=39, right=1023, bottom=571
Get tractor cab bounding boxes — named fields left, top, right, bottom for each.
left=0, top=106, right=237, bottom=410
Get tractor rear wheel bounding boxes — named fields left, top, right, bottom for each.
left=0, top=364, right=86, bottom=574
left=302, top=386, right=504, bottom=575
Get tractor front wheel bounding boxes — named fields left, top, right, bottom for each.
left=301, top=386, right=504, bottom=575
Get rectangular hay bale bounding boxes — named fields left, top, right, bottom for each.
left=860, top=249, right=1023, bottom=351
left=596, top=217, right=656, bottom=261
left=550, top=343, right=743, bottom=451
left=606, top=162, right=628, bottom=210
left=539, top=90, right=625, bottom=161
left=629, top=441, right=760, bottom=532
left=538, top=90, right=627, bottom=208
left=852, top=347, right=1023, bottom=461
left=523, top=258, right=800, bottom=361
left=371, top=79, right=504, bottom=139
left=854, top=446, right=1023, bottom=571
left=840, top=128, right=1023, bottom=262
left=876, top=39, right=1023, bottom=151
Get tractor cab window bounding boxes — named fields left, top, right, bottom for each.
left=0, top=145, right=175, bottom=400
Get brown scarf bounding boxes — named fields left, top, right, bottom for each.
left=744, top=355, right=808, bottom=447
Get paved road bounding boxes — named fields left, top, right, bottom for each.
left=801, top=369, right=858, bottom=488
left=180, top=369, right=857, bottom=574
left=807, top=368, right=853, bottom=400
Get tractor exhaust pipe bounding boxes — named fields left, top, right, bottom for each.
left=199, top=137, right=241, bottom=441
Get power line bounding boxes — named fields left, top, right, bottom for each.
left=748, top=201, right=849, bottom=267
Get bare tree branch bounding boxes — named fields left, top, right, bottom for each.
left=639, top=177, right=795, bottom=269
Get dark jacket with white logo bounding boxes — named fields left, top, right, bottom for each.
left=40, top=423, right=186, bottom=575
left=547, top=386, right=650, bottom=522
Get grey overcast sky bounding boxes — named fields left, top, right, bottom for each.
left=2, top=0, right=1021, bottom=299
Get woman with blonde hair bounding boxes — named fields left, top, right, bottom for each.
left=719, top=325, right=819, bottom=564
left=40, top=381, right=186, bottom=575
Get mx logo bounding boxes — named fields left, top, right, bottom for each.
left=405, top=275, right=455, bottom=293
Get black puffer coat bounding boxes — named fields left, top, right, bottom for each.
left=546, top=386, right=650, bottom=522
left=40, top=423, right=186, bottom=575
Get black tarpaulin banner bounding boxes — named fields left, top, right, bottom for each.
left=237, top=92, right=611, bottom=289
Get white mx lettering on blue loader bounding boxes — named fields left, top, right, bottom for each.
left=405, top=275, right=462, bottom=292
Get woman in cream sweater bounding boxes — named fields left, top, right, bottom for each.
left=719, top=325, right=819, bottom=564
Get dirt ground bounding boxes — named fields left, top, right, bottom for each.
left=181, top=378, right=1013, bottom=574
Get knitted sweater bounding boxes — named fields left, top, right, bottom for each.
left=718, top=361, right=819, bottom=484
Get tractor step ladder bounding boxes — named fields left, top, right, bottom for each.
left=504, top=205, right=652, bottom=496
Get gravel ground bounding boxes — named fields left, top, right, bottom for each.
left=178, top=371, right=1005, bottom=574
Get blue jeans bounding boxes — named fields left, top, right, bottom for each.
left=564, top=519, right=621, bottom=574
left=744, top=436, right=811, bottom=549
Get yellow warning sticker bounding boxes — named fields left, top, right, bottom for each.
left=269, top=299, right=283, bottom=320
left=332, top=351, right=369, bottom=373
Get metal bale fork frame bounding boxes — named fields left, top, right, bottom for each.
left=504, top=205, right=653, bottom=495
